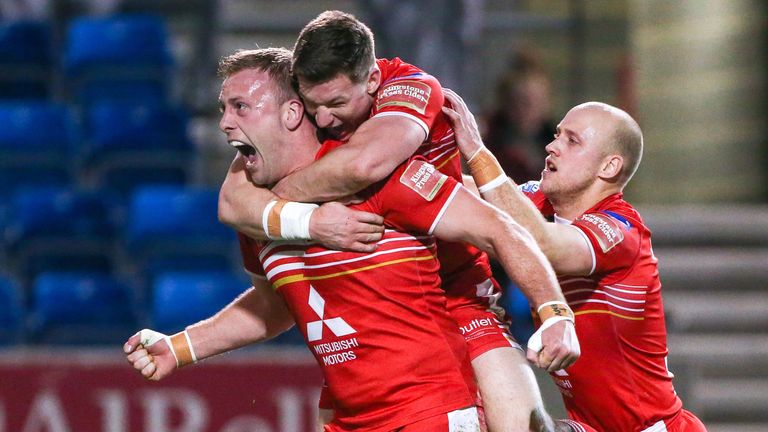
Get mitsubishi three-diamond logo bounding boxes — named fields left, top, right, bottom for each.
left=306, top=285, right=356, bottom=342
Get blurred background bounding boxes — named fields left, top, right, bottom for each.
left=0, top=1, right=766, bottom=431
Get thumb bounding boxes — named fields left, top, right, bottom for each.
left=138, top=329, right=168, bottom=347
left=124, top=332, right=143, bottom=353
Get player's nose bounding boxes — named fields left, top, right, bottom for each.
left=545, top=139, right=558, bottom=155
left=219, top=110, right=234, bottom=133
left=314, top=107, right=334, bottom=128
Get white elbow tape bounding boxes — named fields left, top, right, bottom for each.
left=261, top=200, right=319, bottom=240
left=139, top=328, right=197, bottom=368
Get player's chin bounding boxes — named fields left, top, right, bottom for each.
left=245, top=166, right=267, bottom=186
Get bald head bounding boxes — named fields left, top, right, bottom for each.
left=570, top=102, right=643, bottom=187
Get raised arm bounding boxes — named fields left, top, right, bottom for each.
left=442, top=89, right=593, bottom=276
left=432, top=186, right=579, bottom=372
left=218, top=153, right=385, bottom=252
left=123, top=277, right=294, bottom=381
left=271, top=115, right=425, bottom=202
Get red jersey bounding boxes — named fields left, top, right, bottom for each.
left=373, top=58, right=497, bottom=312
left=239, top=158, right=476, bottom=432
left=521, top=181, right=684, bottom=432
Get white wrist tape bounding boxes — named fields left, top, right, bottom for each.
left=537, top=301, right=570, bottom=314
left=138, top=328, right=197, bottom=368
left=526, top=316, right=573, bottom=353
left=262, top=200, right=318, bottom=240
left=280, top=201, right=318, bottom=240
left=261, top=200, right=279, bottom=239
left=477, top=174, right=508, bottom=194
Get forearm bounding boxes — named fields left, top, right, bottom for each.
left=273, top=116, right=425, bottom=202
left=489, top=218, right=565, bottom=309
left=219, top=180, right=278, bottom=240
left=186, top=286, right=293, bottom=360
left=272, top=143, right=372, bottom=202
left=467, top=149, right=555, bottom=252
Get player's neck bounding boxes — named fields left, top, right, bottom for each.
left=550, top=186, right=618, bottom=220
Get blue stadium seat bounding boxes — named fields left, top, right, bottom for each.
left=0, top=21, right=52, bottom=99
left=82, top=102, right=192, bottom=195
left=151, top=271, right=247, bottom=333
left=0, top=102, right=76, bottom=198
left=124, top=186, right=236, bottom=279
left=0, top=276, right=24, bottom=345
left=3, top=187, right=117, bottom=280
left=63, top=14, right=172, bottom=104
left=29, top=272, right=137, bottom=345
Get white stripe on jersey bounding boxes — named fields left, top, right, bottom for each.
left=427, top=144, right=458, bottom=166
left=266, top=261, right=305, bottom=281
left=559, top=419, right=587, bottom=432
left=612, top=282, right=649, bottom=289
left=262, top=248, right=305, bottom=269
left=564, top=288, right=647, bottom=304
left=604, top=285, right=648, bottom=294
left=418, top=137, right=454, bottom=158
left=301, top=245, right=434, bottom=270
left=428, top=183, right=462, bottom=235
left=569, top=299, right=645, bottom=313
left=373, top=111, right=429, bottom=139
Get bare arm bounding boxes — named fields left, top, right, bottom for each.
left=443, top=89, right=592, bottom=276
left=271, top=116, right=426, bottom=202
left=185, top=277, right=294, bottom=359
left=433, top=186, right=580, bottom=371
left=124, top=278, right=295, bottom=380
left=433, top=187, right=564, bottom=311
left=218, top=154, right=385, bottom=252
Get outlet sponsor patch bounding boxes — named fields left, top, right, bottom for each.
left=376, top=80, right=431, bottom=115
left=400, top=160, right=447, bottom=201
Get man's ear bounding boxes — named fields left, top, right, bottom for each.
left=283, top=99, right=305, bottom=131
left=366, top=66, right=381, bottom=95
left=598, top=154, right=624, bottom=183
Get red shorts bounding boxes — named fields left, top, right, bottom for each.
left=664, top=409, right=707, bottom=432
left=396, top=407, right=481, bottom=432
left=559, top=409, right=706, bottom=432
left=444, top=275, right=521, bottom=360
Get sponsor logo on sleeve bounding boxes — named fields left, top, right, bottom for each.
left=577, top=213, right=625, bottom=253
left=400, top=160, right=448, bottom=201
left=376, top=80, right=431, bottom=114
left=519, top=181, right=540, bottom=194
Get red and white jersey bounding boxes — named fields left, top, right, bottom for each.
left=239, top=158, right=476, bottom=432
left=521, top=181, right=683, bottom=432
left=372, top=58, right=496, bottom=308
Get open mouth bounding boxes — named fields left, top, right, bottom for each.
left=230, top=140, right=256, bottom=157
left=545, top=158, right=557, bottom=172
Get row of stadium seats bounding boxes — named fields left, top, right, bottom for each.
left=0, top=14, right=172, bottom=103
left=1, top=185, right=235, bottom=282
left=0, top=270, right=305, bottom=346
left=0, top=100, right=192, bottom=198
